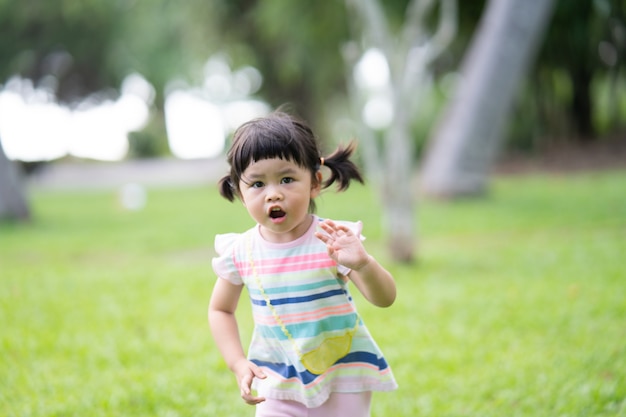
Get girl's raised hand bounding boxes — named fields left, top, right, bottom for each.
left=315, top=219, right=370, bottom=271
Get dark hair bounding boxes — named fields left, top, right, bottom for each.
left=218, top=111, right=364, bottom=212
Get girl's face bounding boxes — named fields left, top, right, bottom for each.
left=239, top=157, right=321, bottom=243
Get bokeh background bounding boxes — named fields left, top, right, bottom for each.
left=0, top=1, right=623, bottom=170
left=1, top=1, right=625, bottom=416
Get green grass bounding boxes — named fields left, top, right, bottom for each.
left=1, top=170, right=625, bottom=416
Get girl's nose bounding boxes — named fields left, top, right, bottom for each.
left=265, top=185, right=283, bottom=201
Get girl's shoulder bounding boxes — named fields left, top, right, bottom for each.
left=212, top=230, right=256, bottom=286
left=214, top=228, right=256, bottom=256
left=214, top=232, right=242, bottom=256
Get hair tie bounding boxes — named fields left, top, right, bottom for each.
left=320, top=157, right=324, bottom=166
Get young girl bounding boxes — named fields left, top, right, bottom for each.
left=208, top=111, right=397, bottom=416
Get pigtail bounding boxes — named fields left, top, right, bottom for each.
left=322, top=141, right=364, bottom=191
left=218, top=174, right=237, bottom=202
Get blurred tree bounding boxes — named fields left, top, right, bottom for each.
left=0, top=0, right=222, bottom=220
left=218, top=0, right=352, bottom=127
left=534, top=0, right=617, bottom=140
left=1, top=0, right=622, bottom=224
left=544, top=1, right=596, bottom=138
left=1, top=0, right=622, bottom=146
left=504, top=0, right=626, bottom=147
left=420, top=0, right=556, bottom=198
left=109, top=1, right=224, bottom=104
left=0, top=0, right=223, bottom=104
left=0, top=0, right=120, bottom=102
left=344, top=0, right=457, bottom=262
left=0, top=139, right=29, bottom=221
left=127, top=112, right=170, bottom=159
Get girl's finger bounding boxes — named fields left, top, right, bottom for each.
left=314, top=232, right=331, bottom=243
left=240, top=374, right=252, bottom=395
left=251, top=364, right=267, bottom=379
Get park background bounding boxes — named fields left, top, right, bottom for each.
left=1, top=1, right=625, bottom=416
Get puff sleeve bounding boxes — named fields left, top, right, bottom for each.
left=211, top=233, right=244, bottom=286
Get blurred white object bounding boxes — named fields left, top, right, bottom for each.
left=119, top=183, right=147, bottom=211
left=164, top=91, right=225, bottom=160
left=164, top=55, right=270, bottom=160
left=0, top=74, right=153, bottom=162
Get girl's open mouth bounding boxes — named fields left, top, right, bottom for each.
left=269, top=208, right=286, bottom=220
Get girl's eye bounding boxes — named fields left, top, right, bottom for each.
left=251, top=181, right=264, bottom=188
left=281, top=177, right=294, bottom=184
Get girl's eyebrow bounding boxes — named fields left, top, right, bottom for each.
left=276, top=167, right=299, bottom=176
left=244, top=172, right=264, bottom=180
left=247, top=167, right=298, bottom=179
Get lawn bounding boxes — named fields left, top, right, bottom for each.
left=1, top=169, right=625, bottom=416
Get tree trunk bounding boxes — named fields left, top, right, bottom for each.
left=383, top=102, right=416, bottom=262
left=0, top=139, right=30, bottom=222
left=345, top=0, right=457, bottom=262
left=570, top=66, right=594, bottom=139
left=420, top=0, right=556, bottom=198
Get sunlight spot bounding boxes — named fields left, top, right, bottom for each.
left=353, top=48, right=394, bottom=130
left=0, top=73, right=153, bottom=161
left=164, top=91, right=225, bottom=160
left=164, top=55, right=270, bottom=159
left=0, top=89, right=70, bottom=161
left=363, top=95, right=393, bottom=130
left=354, top=48, right=390, bottom=91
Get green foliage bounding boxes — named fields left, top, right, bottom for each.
left=109, top=1, right=224, bottom=101
left=1, top=170, right=625, bottom=416
left=1, top=0, right=623, bottom=153
left=220, top=0, right=352, bottom=124
left=0, top=0, right=121, bottom=100
left=592, top=73, right=626, bottom=135
left=0, top=0, right=222, bottom=103
left=520, top=0, right=626, bottom=141
left=127, top=112, right=171, bottom=159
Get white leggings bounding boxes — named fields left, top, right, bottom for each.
left=255, top=392, right=372, bottom=417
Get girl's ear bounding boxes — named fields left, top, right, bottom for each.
left=311, top=171, right=323, bottom=198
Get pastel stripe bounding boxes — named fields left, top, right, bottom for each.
left=251, top=252, right=334, bottom=267
left=250, top=288, right=345, bottom=306
left=247, top=279, right=341, bottom=295
left=236, top=253, right=336, bottom=275
left=254, top=304, right=355, bottom=326
left=255, top=314, right=357, bottom=340
left=251, top=351, right=390, bottom=385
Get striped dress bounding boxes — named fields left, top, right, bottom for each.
left=212, top=216, right=397, bottom=408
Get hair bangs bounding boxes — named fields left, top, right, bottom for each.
left=231, top=123, right=309, bottom=177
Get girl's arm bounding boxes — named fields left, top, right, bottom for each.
left=347, top=253, right=396, bottom=308
left=208, top=278, right=266, bottom=405
left=315, top=219, right=396, bottom=307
